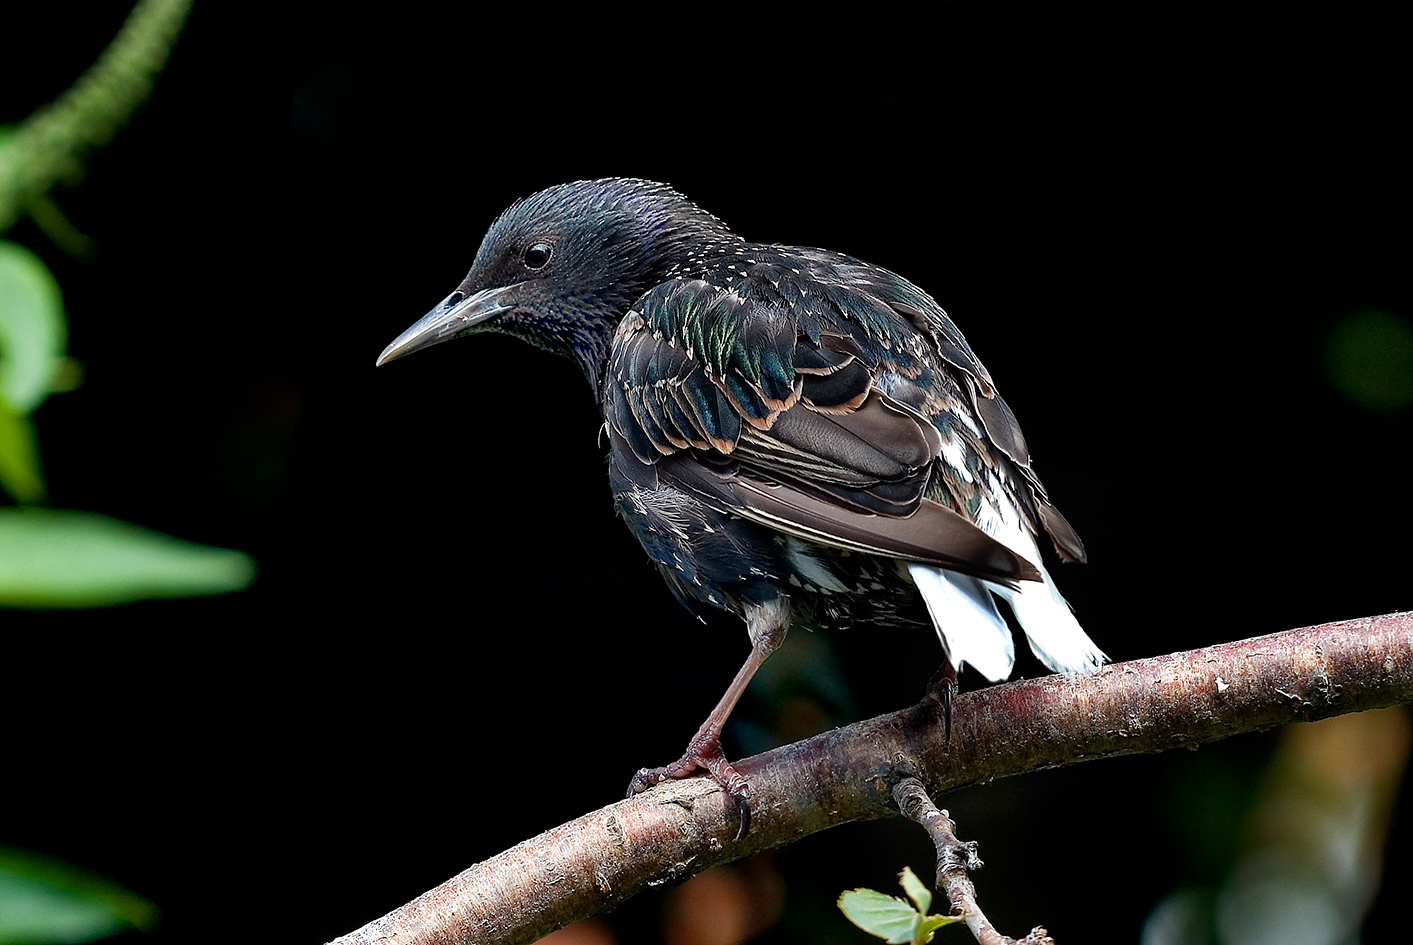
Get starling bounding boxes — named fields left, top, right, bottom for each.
left=378, top=178, right=1103, bottom=833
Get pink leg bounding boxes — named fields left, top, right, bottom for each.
left=628, top=598, right=789, bottom=838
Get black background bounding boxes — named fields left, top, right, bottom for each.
left=4, top=4, right=1409, bottom=944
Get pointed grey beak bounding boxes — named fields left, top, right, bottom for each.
left=376, top=284, right=516, bottom=366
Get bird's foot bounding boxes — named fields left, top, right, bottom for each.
left=923, top=660, right=959, bottom=742
left=628, top=734, right=751, bottom=839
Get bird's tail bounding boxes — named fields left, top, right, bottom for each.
left=907, top=564, right=1015, bottom=681
left=908, top=554, right=1104, bottom=682
left=990, top=556, right=1106, bottom=676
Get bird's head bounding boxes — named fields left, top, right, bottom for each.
left=377, top=178, right=736, bottom=390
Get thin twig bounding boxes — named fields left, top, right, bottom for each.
left=0, top=0, right=193, bottom=232
left=891, top=777, right=1045, bottom=945
left=326, top=612, right=1413, bottom=945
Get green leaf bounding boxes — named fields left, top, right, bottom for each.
left=0, top=845, right=159, bottom=944
left=0, top=402, right=46, bottom=504
left=917, top=913, right=965, bottom=940
left=0, top=508, right=255, bottom=608
left=0, top=241, right=67, bottom=415
left=838, top=888, right=921, bottom=945
left=899, top=866, right=932, bottom=916
left=839, top=870, right=965, bottom=944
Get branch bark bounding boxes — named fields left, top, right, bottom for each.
left=327, top=612, right=1413, bottom=945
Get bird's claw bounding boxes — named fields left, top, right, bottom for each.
left=724, top=777, right=751, bottom=840
left=923, top=661, right=959, bottom=742
left=626, top=766, right=667, bottom=798
left=627, top=738, right=752, bottom=839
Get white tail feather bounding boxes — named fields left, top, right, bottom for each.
left=984, top=515, right=1105, bottom=677
left=909, top=524, right=1105, bottom=680
left=990, top=558, right=1105, bottom=675
left=907, top=564, right=1015, bottom=682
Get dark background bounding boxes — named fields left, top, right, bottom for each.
left=4, top=4, right=1409, bottom=944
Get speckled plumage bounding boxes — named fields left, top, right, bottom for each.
left=378, top=178, right=1104, bottom=828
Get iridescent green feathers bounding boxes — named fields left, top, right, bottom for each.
left=604, top=242, right=1084, bottom=565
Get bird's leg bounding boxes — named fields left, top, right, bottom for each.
left=628, top=597, right=789, bottom=839
left=923, top=658, right=959, bottom=742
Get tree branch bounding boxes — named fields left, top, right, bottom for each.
left=327, top=612, right=1412, bottom=945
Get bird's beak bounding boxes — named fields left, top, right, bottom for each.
left=376, top=284, right=516, bottom=366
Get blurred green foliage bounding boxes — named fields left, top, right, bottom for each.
left=1, top=1, right=241, bottom=941
left=0, top=507, right=254, bottom=607
left=0, top=847, right=158, bottom=945
left=0, top=240, right=65, bottom=504
left=1142, top=709, right=1411, bottom=945
left=1324, top=309, right=1413, bottom=412
left=0, top=0, right=241, bottom=604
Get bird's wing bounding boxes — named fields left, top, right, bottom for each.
left=604, top=252, right=1079, bottom=587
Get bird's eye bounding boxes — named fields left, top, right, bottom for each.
left=523, top=243, right=552, bottom=270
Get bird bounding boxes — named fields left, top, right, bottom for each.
left=377, top=178, right=1104, bottom=834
